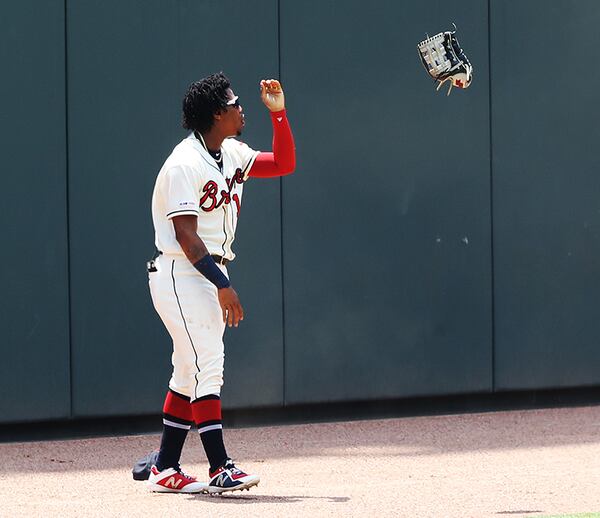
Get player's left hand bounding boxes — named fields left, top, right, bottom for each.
left=218, top=286, right=244, bottom=328
left=260, top=79, right=285, bottom=112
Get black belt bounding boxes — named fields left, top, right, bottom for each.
left=211, top=254, right=230, bottom=266
left=148, top=251, right=229, bottom=271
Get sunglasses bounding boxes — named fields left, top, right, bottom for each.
left=226, top=96, right=240, bottom=108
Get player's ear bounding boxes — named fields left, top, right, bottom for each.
left=213, top=107, right=228, bottom=121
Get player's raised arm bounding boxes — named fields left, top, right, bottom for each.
left=248, top=79, right=296, bottom=178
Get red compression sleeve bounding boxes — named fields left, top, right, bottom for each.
left=248, top=109, right=296, bottom=177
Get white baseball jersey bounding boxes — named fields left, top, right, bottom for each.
left=152, top=133, right=259, bottom=260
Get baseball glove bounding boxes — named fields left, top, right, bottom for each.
left=417, top=28, right=472, bottom=95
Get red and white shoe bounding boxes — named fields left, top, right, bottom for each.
left=207, top=459, right=260, bottom=494
left=146, top=465, right=208, bottom=493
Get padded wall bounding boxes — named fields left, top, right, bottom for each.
left=67, top=0, right=282, bottom=416
left=0, top=1, right=70, bottom=422
left=280, top=0, right=493, bottom=404
left=4, top=0, right=600, bottom=427
left=492, top=0, right=600, bottom=390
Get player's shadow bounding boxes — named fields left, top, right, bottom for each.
left=186, top=494, right=350, bottom=504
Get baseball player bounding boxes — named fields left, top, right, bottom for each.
left=145, top=72, right=295, bottom=494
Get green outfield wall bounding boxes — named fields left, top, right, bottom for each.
left=1, top=0, right=599, bottom=424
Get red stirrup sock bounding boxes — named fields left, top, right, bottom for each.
left=192, top=394, right=228, bottom=473
left=156, top=389, right=193, bottom=471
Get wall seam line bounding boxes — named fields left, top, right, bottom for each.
left=488, top=0, right=496, bottom=392
left=277, top=0, right=287, bottom=407
left=64, top=0, right=74, bottom=418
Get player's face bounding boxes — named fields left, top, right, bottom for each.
left=222, top=88, right=244, bottom=137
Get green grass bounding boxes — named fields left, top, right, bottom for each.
left=533, top=513, right=600, bottom=518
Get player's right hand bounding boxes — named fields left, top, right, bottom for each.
left=218, top=286, right=244, bottom=328
left=260, top=79, right=285, bottom=112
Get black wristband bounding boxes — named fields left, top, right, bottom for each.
left=193, top=255, right=231, bottom=289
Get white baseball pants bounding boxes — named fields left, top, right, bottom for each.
left=149, top=253, right=227, bottom=401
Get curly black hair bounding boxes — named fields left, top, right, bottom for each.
left=182, top=72, right=231, bottom=133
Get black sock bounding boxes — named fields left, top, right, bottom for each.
left=155, top=390, right=194, bottom=471
left=156, top=420, right=192, bottom=471
left=199, top=428, right=228, bottom=474
left=191, top=394, right=228, bottom=473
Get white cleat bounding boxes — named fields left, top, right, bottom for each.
left=147, top=465, right=208, bottom=494
left=207, top=459, right=260, bottom=494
